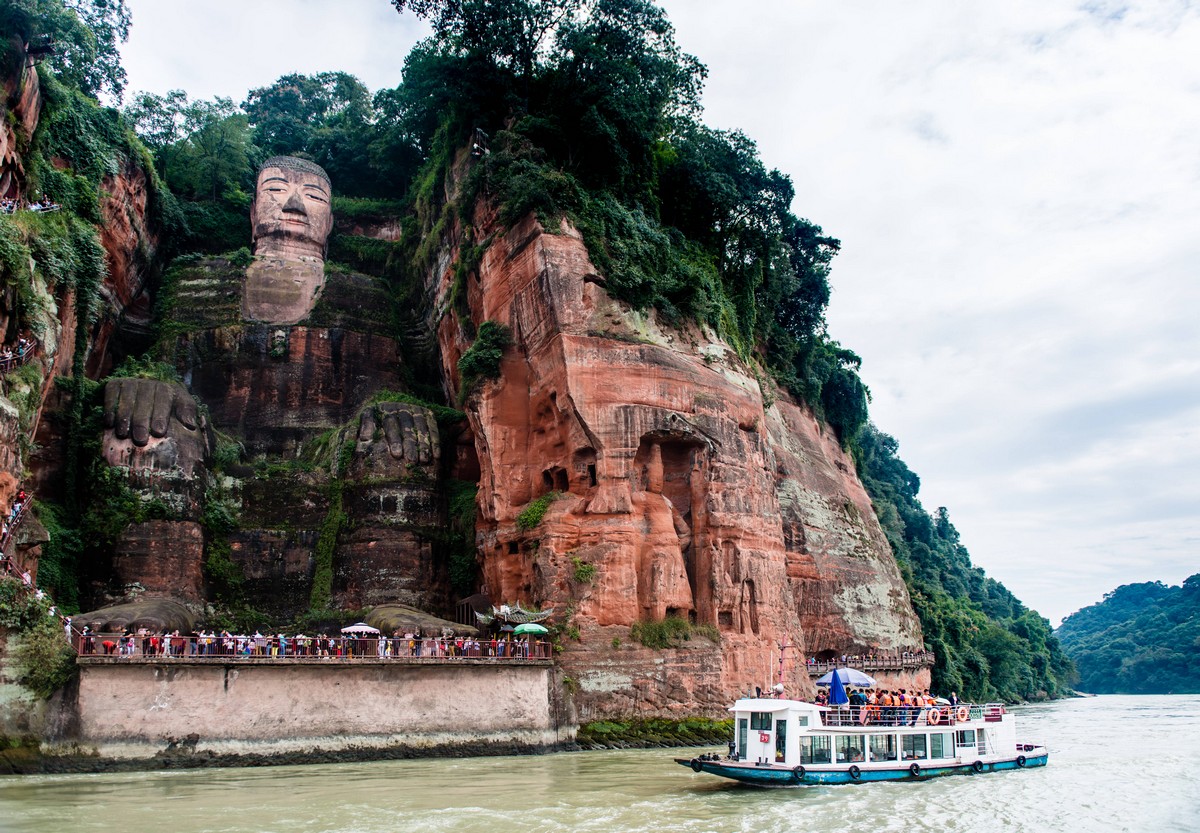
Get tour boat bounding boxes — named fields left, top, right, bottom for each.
left=675, top=696, right=1048, bottom=786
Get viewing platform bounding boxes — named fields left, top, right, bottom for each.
left=72, top=634, right=553, bottom=664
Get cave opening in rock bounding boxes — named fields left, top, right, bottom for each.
left=542, top=466, right=568, bottom=492
left=573, top=447, right=597, bottom=490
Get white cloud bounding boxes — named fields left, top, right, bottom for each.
left=118, top=0, right=1200, bottom=625
left=120, top=1, right=429, bottom=101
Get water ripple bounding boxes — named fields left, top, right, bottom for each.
left=1, top=695, right=1198, bottom=833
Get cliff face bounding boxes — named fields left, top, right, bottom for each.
left=429, top=200, right=924, bottom=716
left=4, top=37, right=929, bottom=714
left=87, top=161, right=162, bottom=376
left=0, top=37, right=39, bottom=202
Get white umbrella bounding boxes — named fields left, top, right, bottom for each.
left=340, top=622, right=380, bottom=635
left=815, top=668, right=877, bottom=688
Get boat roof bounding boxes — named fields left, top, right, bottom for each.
left=729, top=697, right=826, bottom=713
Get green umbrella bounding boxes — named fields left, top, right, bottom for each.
left=512, top=623, right=549, bottom=635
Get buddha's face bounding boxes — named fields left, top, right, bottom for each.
left=251, top=164, right=333, bottom=259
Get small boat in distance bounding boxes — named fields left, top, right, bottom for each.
left=675, top=695, right=1048, bottom=786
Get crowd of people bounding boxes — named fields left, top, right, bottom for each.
left=74, top=629, right=552, bottom=661
left=0, top=489, right=30, bottom=552
left=0, top=335, right=35, bottom=374
left=806, top=650, right=936, bottom=669
left=816, top=686, right=965, bottom=727
left=1, top=196, right=59, bottom=214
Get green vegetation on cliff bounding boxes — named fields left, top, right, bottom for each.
left=1, top=1, right=184, bottom=610
left=0, top=577, right=77, bottom=698
left=1056, top=575, right=1200, bottom=694
left=390, top=0, right=866, bottom=438
left=1, top=0, right=130, bottom=100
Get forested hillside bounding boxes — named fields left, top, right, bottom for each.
left=1056, top=575, right=1199, bottom=694
left=2, top=0, right=1073, bottom=702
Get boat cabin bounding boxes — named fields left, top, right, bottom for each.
left=728, top=697, right=1017, bottom=769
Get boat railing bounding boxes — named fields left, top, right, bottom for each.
left=820, top=703, right=991, bottom=728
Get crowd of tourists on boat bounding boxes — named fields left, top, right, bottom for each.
left=73, top=628, right=551, bottom=660
left=812, top=685, right=968, bottom=728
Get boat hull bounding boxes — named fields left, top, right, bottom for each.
left=674, top=753, right=1049, bottom=786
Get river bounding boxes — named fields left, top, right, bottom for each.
left=1, top=695, right=1197, bottom=833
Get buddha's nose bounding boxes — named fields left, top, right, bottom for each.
left=283, top=191, right=307, bottom=215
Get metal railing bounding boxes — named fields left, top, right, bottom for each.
left=74, top=634, right=553, bottom=662
left=0, top=490, right=33, bottom=554
left=804, top=652, right=936, bottom=676
left=820, top=703, right=1000, bottom=728
left=0, top=340, right=36, bottom=375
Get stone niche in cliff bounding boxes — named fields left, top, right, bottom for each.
left=429, top=201, right=925, bottom=714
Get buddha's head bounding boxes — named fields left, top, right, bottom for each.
left=250, top=156, right=333, bottom=260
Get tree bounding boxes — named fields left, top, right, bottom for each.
left=1056, top=574, right=1200, bottom=694
left=0, top=0, right=130, bottom=100
left=393, top=0, right=582, bottom=92
left=243, top=72, right=419, bottom=196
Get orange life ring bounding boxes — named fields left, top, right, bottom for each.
left=956, top=706, right=970, bottom=722
left=928, top=709, right=941, bottom=725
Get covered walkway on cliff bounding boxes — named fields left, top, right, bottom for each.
left=805, top=651, right=936, bottom=676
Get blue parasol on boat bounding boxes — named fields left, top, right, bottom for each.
left=816, top=668, right=876, bottom=688
left=827, top=666, right=850, bottom=706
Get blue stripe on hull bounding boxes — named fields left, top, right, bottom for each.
left=680, top=754, right=1048, bottom=787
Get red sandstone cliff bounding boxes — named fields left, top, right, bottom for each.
left=429, top=195, right=925, bottom=716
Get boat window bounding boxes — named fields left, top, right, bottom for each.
left=835, top=734, right=865, bottom=763
left=955, top=729, right=976, bottom=747
left=750, top=712, right=773, bottom=731
left=869, top=733, right=897, bottom=762
left=901, top=734, right=928, bottom=760
left=738, top=719, right=748, bottom=759
left=775, top=720, right=787, bottom=763
left=930, top=732, right=953, bottom=758
left=796, top=715, right=809, bottom=727
left=800, top=735, right=831, bottom=765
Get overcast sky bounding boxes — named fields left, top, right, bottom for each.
left=117, top=0, right=1200, bottom=626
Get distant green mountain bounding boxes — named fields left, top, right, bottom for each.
left=1056, top=575, right=1200, bottom=694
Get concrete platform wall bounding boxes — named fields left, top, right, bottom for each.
left=60, top=658, right=571, bottom=764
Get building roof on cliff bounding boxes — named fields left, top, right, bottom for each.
left=475, top=603, right=555, bottom=626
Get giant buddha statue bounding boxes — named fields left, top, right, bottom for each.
left=243, top=156, right=335, bottom=324
left=87, top=155, right=453, bottom=623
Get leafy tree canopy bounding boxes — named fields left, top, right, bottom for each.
left=391, top=0, right=859, bottom=436
left=1056, top=575, right=1200, bottom=694
left=1, top=0, right=130, bottom=100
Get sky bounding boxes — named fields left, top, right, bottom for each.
left=116, top=0, right=1200, bottom=626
